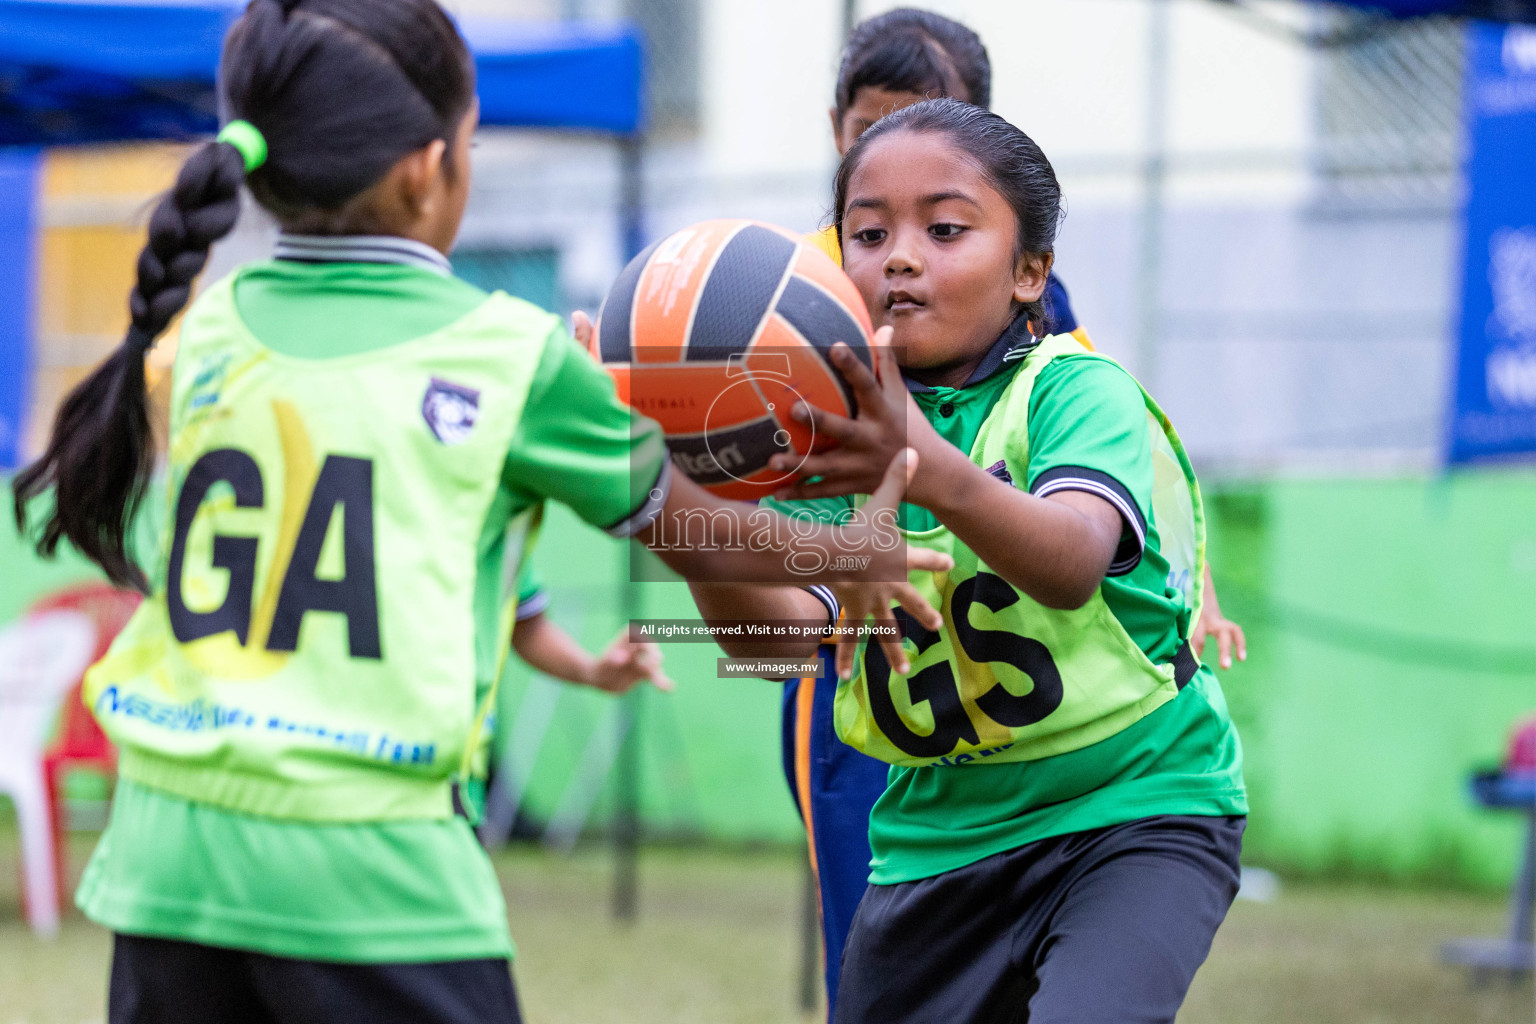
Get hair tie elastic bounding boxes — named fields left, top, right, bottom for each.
left=217, top=120, right=268, bottom=174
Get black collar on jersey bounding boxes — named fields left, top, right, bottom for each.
left=904, top=313, right=1040, bottom=395
left=273, top=234, right=453, bottom=278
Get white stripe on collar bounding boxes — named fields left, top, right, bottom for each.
left=274, top=234, right=453, bottom=277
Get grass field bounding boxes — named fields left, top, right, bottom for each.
left=0, top=828, right=1531, bottom=1024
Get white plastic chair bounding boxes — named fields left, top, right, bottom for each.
left=0, top=610, right=97, bottom=937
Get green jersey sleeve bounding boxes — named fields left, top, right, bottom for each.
left=514, top=561, right=549, bottom=621
left=502, top=327, right=670, bottom=536
left=1024, top=355, right=1153, bottom=576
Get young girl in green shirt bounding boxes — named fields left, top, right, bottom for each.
left=11, top=2, right=945, bottom=1020
left=694, top=97, right=1246, bottom=1024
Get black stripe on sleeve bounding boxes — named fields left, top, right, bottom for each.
left=604, top=460, right=673, bottom=538
left=1030, top=465, right=1147, bottom=576
left=803, top=585, right=839, bottom=628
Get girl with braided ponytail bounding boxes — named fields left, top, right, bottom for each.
left=12, top=1, right=946, bottom=1020
left=12, top=143, right=245, bottom=591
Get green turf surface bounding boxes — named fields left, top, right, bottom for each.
left=0, top=823, right=1529, bottom=1024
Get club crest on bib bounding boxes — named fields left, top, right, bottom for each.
left=422, top=377, right=480, bottom=445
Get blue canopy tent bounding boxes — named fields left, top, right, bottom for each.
left=0, top=0, right=643, bottom=144
left=0, top=0, right=647, bottom=470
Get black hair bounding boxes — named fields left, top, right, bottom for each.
left=11, top=0, right=474, bottom=591
left=833, top=98, right=1063, bottom=332
left=834, top=8, right=991, bottom=116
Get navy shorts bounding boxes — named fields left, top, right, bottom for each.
left=108, top=934, right=523, bottom=1024
left=834, top=814, right=1245, bottom=1024
left=781, top=647, right=890, bottom=1015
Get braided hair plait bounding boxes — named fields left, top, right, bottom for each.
left=130, top=144, right=246, bottom=348
left=11, top=141, right=245, bottom=591
left=13, top=0, right=473, bottom=591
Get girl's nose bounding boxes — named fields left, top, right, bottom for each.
left=884, top=232, right=922, bottom=276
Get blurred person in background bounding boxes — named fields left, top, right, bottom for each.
left=782, top=9, right=1248, bottom=1017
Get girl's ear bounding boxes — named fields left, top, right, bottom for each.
left=830, top=106, right=850, bottom=156
left=395, top=138, right=449, bottom=217
left=1012, top=251, right=1054, bottom=305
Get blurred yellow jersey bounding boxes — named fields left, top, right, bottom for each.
left=809, top=225, right=843, bottom=264
left=805, top=226, right=1095, bottom=351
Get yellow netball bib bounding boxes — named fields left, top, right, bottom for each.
left=834, top=335, right=1205, bottom=768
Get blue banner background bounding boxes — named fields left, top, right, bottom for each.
left=0, top=147, right=38, bottom=472
left=1448, top=22, right=1536, bottom=464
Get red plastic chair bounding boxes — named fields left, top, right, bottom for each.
left=29, top=583, right=141, bottom=909
left=1507, top=716, right=1536, bottom=774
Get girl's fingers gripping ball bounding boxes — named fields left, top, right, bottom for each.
left=871, top=330, right=902, bottom=386
left=867, top=446, right=916, bottom=511
left=830, top=342, right=888, bottom=419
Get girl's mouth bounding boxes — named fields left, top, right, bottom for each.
left=885, top=290, right=925, bottom=313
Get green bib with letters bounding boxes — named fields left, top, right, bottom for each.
left=85, top=276, right=548, bottom=821
left=835, top=335, right=1206, bottom=768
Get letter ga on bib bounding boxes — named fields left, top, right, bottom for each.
left=833, top=335, right=1205, bottom=768
left=84, top=276, right=548, bottom=821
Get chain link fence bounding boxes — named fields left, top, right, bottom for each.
left=458, top=1, right=1475, bottom=475
left=1313, top=11, right=1465, bottom=210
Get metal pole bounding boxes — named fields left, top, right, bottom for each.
left=798, top=847, right=821, bottom=1012
left=611, top=681, right=641, bottom=921
left=612, top=133, right=646, bottom=923
left=619, top=135, right=645, bottom=268
left=1134, top=0, right=1172, bottom=389
left=843, top=0, right=857, bottom=41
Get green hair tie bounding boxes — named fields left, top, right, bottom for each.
left=217, top=120, right=267, bottom=173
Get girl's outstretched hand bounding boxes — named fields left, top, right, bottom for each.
left=1192, top=609, right=1246, bottom=671
left=825, top=447, right=951, bottom=680
left=586, top=628, right=674, bottom=694
left=769, top=331, right=948, bottom=504
left=1191, top=564, right=1246, bottom=671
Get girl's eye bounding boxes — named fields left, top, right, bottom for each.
left=930, top=223, right=965, bottom=239
left=851, top=228, right=886, bottom=245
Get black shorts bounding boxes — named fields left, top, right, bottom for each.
left=108, top=934, right=523, bottom=1024
left=834, top=814, right=1245, bottom=1024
